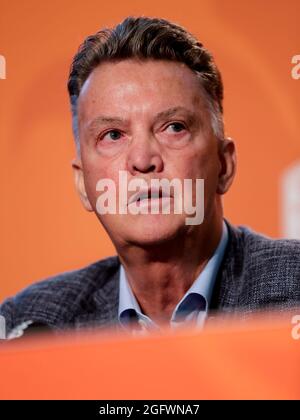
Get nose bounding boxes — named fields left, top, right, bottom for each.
left=126, top=134, right=164, bottom=175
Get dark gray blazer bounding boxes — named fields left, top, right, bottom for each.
left=1, top=220, right=300, bottom=335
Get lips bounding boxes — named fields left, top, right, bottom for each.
left=128, top=186, right=172, bottom=206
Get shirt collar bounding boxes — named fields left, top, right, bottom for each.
left=118, top=220, right=228, bottom=327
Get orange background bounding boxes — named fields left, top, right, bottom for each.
left=0, top=0, right=299, bottom=301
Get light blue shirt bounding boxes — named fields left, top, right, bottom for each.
left=118, top=221, right=228, bottom=332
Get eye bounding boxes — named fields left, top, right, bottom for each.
left=165, top=122, right=186, bottom=133
left=101, top=130, right=123, bottom=141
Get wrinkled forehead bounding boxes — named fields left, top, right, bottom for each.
left=77, top=59, right=210, bottom=123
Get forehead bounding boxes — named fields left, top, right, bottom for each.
left=77, top=59, right=206, bottom=120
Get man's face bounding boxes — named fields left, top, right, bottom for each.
left=75, top=59, right=233, bottom=248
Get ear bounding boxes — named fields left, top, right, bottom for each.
left=216, top=137, right=237, bottom=195
left=71, top=158, right=93, bottom=212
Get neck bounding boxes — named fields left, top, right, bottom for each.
left=116, top=214, right=224, bottom=325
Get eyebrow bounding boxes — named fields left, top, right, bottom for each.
left=154, top=106, right=198, bottom=125
left=86, top=106, right=200, bottom=134
left=87, top=116, right=127, bottom=134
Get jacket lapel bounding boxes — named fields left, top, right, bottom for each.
left=209, top=219, right=245, bottom=315
left=73, top=259, right=121, bottom=331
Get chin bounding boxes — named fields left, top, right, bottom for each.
left=123, top=214, right=185, bottom=246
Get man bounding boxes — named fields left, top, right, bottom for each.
left=1, top=16, right=300, bottom=339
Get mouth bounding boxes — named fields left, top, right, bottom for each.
left=128, top=187, right=172, bottom=206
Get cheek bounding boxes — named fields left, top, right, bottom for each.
left=82, top=157, right=119, bottom=208
left=171, top=143, right=218, bottom=180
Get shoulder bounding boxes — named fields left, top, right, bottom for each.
left=238, top=224, right=300, bottom=269
left=0, top=256, right=120, bottom=335
left=224, top=222, right=300, bottom=309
